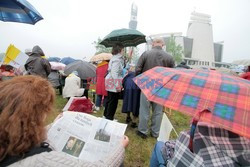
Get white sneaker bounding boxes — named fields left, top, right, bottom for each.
left=95, top=106, right=100, bottom=111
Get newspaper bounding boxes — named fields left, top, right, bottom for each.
left=47, top=111, right=127, bottom=162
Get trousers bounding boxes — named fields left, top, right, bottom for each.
left=96, top=95, right=107, bottom=107
left=104, top=91, right=119, bottom=120
left=138, top=92, right=163, bottom=137
left=150, top=141, right=166, bottom=167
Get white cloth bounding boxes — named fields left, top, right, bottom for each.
left=10, top=145, right=125, bottom=167
left=63, top=74, right=84, bottom=98
left=157, top=113, right=176, bottom=142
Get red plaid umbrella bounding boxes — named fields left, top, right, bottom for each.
left=133, top=66, right=250, bottom=138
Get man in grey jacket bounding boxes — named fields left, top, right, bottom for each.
left=25, top=45, right=51, bottom=78
left=135, top=38, right=175, bottom=139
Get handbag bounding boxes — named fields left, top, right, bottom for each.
left=67, top=97, right=93, bottom=113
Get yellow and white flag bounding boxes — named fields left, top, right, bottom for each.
left=4, top=44, right=29, bottom=68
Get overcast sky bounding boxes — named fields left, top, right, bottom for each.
left=0, top=0, right=249, bottom=63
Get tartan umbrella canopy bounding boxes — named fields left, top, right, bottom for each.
left=0, top=0, right=43, bottom=25
left=100, top=28, right=146, bottom=47
left=133, top=66, right=250, bottom=138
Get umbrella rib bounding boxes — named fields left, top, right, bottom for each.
left=148, top=74, right=178, bottom=100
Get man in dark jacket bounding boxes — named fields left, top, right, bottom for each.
left=25, top=45, right=51, bottom=78
left=135, top=38, right=175, bottom=139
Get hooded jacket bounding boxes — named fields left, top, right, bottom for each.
left=25, top=46, right=51, bottom=78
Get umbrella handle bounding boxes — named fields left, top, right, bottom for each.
left=188, top=109, right=210, bottom=152
left=188, top=118, right=198, bottom=152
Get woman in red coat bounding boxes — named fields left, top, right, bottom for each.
left=240, top=66, right=250, bottom=81
left=95, top=61, right=109, bottom=111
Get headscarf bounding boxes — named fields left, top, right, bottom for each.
left=72, top=71, right=79, bottom=76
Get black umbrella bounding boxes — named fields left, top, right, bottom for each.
left=100, top=28, right=146, bottom=47
left=64, top=60, right=96, bottom=79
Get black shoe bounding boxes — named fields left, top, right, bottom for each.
left=136, top=131, right=147, bottom=139
left=131, top=122, right=137, bottom=128
left=126, top=116, right=132, bottom=123
left=150, top=132, right=158, bottom=138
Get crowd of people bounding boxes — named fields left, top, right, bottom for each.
left=0, top=39, right=250, bottom=166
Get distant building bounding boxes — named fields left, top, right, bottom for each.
left=147, top=12, right=227, bottom=69
left=129, top=3, right=138, bottom=30
left=232, top=59, right=250, bottom=66
left=187, top=12, right=215, bottom=63
left=214, top=42, right=224, bottom=62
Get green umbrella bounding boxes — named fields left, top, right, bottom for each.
left=100, top=28, right=146, bottom=47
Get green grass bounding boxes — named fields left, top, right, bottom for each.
left=46, top=94, right=191, bottom=167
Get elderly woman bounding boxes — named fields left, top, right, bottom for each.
left=0, top=75, right=128, bottom=166
left=104, top=43, right=125, bottom=120
left=122, top=64, right=141, bottom=127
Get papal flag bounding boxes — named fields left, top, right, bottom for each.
left=4, top=44, right=29, bottom=68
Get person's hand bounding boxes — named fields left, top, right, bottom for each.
left=116, top=85, right=123, bottom=92
left=122, top=135, right=129, bottom=148
left=116, top=87, right=122, bottom=92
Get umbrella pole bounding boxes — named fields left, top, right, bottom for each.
left=164, top=107, right=172, bottom=116
left=124, top=48, right=129, bottom=64
left=124, top=47, right=127, bottom=62
left=128, top=47, right=134, bottom=63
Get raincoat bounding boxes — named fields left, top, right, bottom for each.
left=63, top=73, right=84, bottom=98
left=25, top=46, right=51, bottom=78
left=122, top=72, right=140, bottom=116
left=96, top=61, right=108, bottom=96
